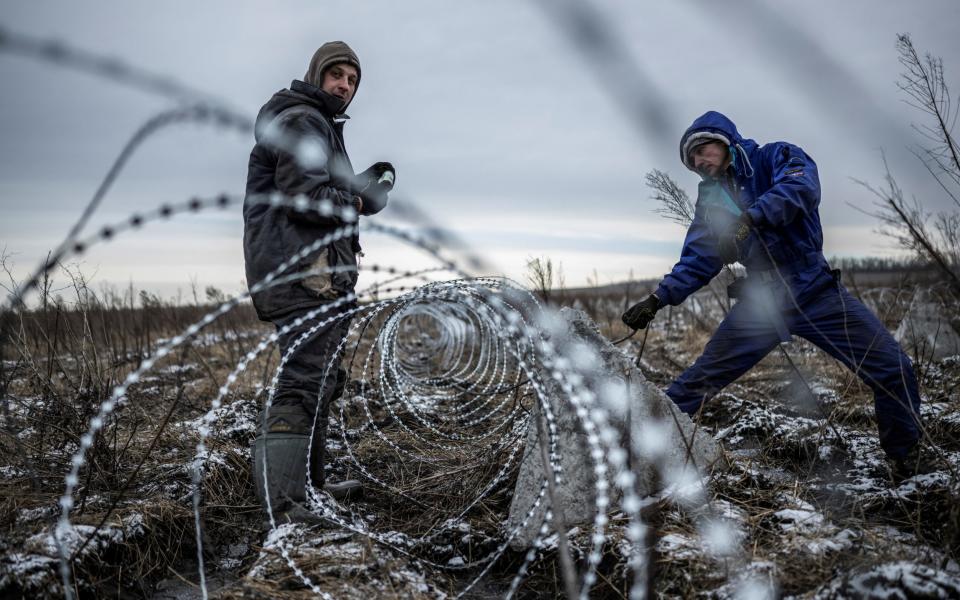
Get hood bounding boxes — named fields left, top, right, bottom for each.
left=679, top=111, right=758, bottom=175
left=304, top=41, right=361, bottom=112
left=253, top=81, right=345, bottom=144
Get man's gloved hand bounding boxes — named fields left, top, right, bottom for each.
left=622, top=294, right=661, bottom=330
left=717, top=213, right=753, bottom=264
left=358, top=161, right=395, bottom=187
left=354, top=161, right=395, bottom=215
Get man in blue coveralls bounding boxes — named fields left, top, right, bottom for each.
left=622, top=111, right=926, bottom=480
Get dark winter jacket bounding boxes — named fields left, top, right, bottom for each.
left=655, top=111, right=826, bottom=307
left=243, top=80, right=376, bottom=321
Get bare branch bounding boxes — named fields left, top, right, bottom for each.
left=854, top=154, right=960, bottom=295
left=645, top=169, right=695, bottom=227
left=525, top=256, right=565, bottom=304
left=896, top=34, right=960, bottom=208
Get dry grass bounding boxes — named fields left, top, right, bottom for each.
left=1, top=270, right=959, bottom=598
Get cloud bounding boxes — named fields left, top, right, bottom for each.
left=1, top=0, right=957, bottom=297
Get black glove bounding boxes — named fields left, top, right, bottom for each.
left=358, top=161, right=395, bottom=187
left=622, top=294, right=661, bottom=330
left=354, top=161, right=395, bottom=215
left=717, top=213, right=753, bottom=265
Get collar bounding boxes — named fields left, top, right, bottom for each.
left=289, top=79, right=350, bottom=119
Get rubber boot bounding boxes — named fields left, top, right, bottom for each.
left=888, top=444, right=938, bottom=484
left=308, top=368, right=363, bottom=501
left=324, top=479, right=363, bottom=500
left=306, top=424, right=362, bottom=502
left=253, top=406, right=326, bottom=526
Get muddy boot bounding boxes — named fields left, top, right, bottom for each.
left=305, top=367, right=353, bottom=493
left=253, top=406, right=315, bottom=522
left=307, top=431, right=362, bottom=501
left=888, top=445, right=938, bottom=484
left=323, top=479, right=364, bottom=501
left=271, top=502, right=328, bottom=528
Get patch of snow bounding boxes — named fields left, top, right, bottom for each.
left=773, top=507, right=825, bottom=534
left=159, top=362, right=198, bottom=375
left=817, top=445, right=836, bottom=460
left=189, top=447, right=230, bottom=472
left=656, top=532, right=700, bottom=560
left=811, top=561, right=960, bottom=598
left=713, top=499, right=749, bottom=522
left=0, top=552, right=59, bottom=593
left=802, top=528, right=858, bottom=555
left=216, top=557, right=242, bottom=571
left=1, top=513, right=146, bottom=595
left=182, top=397, right=257, bottom=443
left=542, top=526, right=581, bottom=551
left=715, top=402, right=820, bottom=451
left=700, top=519, right=742, bottom=557
left=16, top=427, right=37, bottom=440
left=707, top=560, right=779, bottom=599
left=0, top=465, right=26, bottom=479
left=25, top=513, right=145, bottom=559
left=19, top=505, right=57, bottom=523
left=155, top=329, right=259, bottom=349
left=378, top=530, right=417, bottom=549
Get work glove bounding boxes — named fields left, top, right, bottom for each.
left=622, top=294, right=661, bottom=330
left=354, top=161, right=395, bottom=215
left=717, top=213, right=753, bottom=265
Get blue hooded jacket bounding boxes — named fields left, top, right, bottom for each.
left=655, top=111, right=825, bottom=306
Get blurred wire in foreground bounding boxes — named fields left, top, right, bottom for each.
left=0, top=24, right=237, bottom=111
left=533, top=0, right=677, bottom=149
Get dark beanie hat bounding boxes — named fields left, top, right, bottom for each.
left=304, top=41, right=361, bottom=98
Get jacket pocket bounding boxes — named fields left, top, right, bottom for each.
left=301, top=247, right=340, bottom=300
left=330, top=237, right=359, bottom=293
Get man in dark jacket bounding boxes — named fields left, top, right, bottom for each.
left=622, top=111, right=925, bottom=480
left=243, top=41, right=394, bottom=522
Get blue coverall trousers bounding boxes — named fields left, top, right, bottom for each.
left=666, top=266, right=921, bottom=458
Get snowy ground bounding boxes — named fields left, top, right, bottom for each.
left=1, top=285, right=959, bottom=599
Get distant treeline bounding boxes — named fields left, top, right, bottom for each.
left=828, top=256, right=935, bottom=273
left=0, top=283, right=260, bottom=364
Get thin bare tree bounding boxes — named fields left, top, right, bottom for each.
left=858, top=34, right=960, bottom=297
left=896, top=34, right=960, bottom=209
left=525, top=256, right=565, bottom=304
left=645, top=169, right=695, bottom=227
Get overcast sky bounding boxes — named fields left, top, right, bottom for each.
left=1, top=0, right=958, bottom=301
